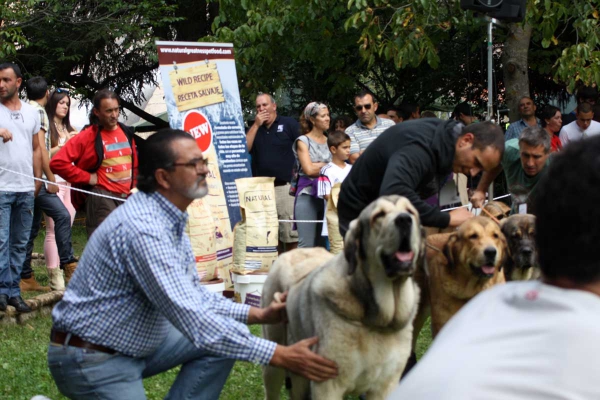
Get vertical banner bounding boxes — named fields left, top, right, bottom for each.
left=156, top=41, right=252, bottom=284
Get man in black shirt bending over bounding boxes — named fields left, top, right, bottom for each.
left=338, top=119, right=505, bottom=237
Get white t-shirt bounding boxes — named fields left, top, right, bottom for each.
left=388, top=281, right=600, bottom=400
left=0, top=101, right=41, bottom=192
left=317, top=162, right=352, bottom=236
left=559, top=120, right=600, bottom=146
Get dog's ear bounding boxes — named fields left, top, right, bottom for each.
left=344, top=219, right=363, bottom=275
left=497, top=228, right=509, bottom=271
left=443, top=233, right=458, bottom=270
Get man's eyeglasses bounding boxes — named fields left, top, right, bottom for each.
left=355, top=104, right=373, bottom=111
left=168, top=157, right=209, bottom=172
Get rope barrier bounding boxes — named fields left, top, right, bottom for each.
left=0, top=166, right=126, bottom=202
left=0, top=166, right=513, bottom=224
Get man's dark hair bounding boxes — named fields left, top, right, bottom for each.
left=576, top=102, right=594, bottom=114
left=25, top=76, right=47, bottom=100
left=387, top=106, right=400, bottom=114
left=534, top=135, right=600, bottom=284
left=398, top=103, right=418, bottom=120
left=93, top=88, right=119, bottom=109
left=327, top=130, right=351, bottom=149
left=461, top=121, right=505, bottom=152
left=539, top=105, right=560, bottom=128
left=421, top=110, right=437, bottom=118
left=354, top=90, right=377, bottom=104
left=137, top=129, right=195, bottom=193
left=0, top=62, right=22, bottom=79
left=576, top=85, right=598, bottom=104
left=452, top=102, right=473, bottom=120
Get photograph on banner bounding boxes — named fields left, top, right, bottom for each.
left=157, top=41, right=253, bottom=284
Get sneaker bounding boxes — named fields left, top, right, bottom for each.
left=8, top=296, right=32, bottom=313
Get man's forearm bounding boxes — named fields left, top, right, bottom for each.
left=475, top=165, right=502, bottom=192
left=33, top=146, right=42, bottom=178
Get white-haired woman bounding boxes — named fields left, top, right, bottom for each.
left=292, top=102, right=332, bottom=248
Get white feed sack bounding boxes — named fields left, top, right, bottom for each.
left=233, top=177, right=279, bottom=274
left=186, top=197, right=218, bottom=281
left=327, top=183, right=344, bottom=255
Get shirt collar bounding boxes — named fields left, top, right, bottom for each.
left=355, top=116, right=385, bottom=130
left=28, top=99, right=43, bottom=110
left=148, top=191, right=189, bottom=234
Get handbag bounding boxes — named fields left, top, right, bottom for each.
left=289, top=136, right=310, bottom=196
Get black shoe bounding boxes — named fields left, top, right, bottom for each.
left=0, top=294, right=7, bottom=311
left=8, top=296, right=32, bottom=313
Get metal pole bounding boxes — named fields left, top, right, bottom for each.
left=487, top=19, right=494, bottom=201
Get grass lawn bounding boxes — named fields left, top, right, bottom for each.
left=1, top=225, right=433, bottom=399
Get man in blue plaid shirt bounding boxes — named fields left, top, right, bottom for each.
left=47, top=128, right=337, bottom=399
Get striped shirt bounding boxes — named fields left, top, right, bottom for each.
left=27, top=100, right=50, bottom=151
left=505, top=118, right=541, bottom=141
left=346, top=117, right=394, bottom=155
left=97, top=125, right=132, bottom=193
left=52, top=191, right=276, bottom=364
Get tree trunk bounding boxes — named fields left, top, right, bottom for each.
left=502, top=23, right=533, bottom=123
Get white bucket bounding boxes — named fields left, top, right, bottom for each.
left=232, top=273, right=268, bottom=307
left=200, top=279, right=225, bottom=296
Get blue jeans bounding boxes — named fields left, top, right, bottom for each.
left=0, top=191, right=34, bottom=297
left=22, top=185, right=75, bottom=278
left=47, top=323, right=236, bottom=399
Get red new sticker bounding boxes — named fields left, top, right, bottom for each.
left=183, top=110, right=213, bottom=153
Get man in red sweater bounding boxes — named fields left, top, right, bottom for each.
left=51, top=89, right=139, bottom=242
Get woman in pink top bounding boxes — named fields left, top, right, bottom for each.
left=45, top=89, right=78, bottom=289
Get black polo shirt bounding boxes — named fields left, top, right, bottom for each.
left=250, top=115, right=301, bottom=184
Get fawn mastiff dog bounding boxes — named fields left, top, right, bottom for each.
left=501, top=214, right=540, bottom=281
left=262, top=195, right=425, bottom=400
left=414, top=216, right=507, bottom=340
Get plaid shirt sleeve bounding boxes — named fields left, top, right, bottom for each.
left=125, top=229, right=276, bottom=365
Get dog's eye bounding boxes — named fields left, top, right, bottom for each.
left=371, top=211, right=386, bottom=223
left=512, top=232, right=521, bottom=239
left=493, top=233, right=499, bottom=239
left=469, top=233, right=478, bottom=240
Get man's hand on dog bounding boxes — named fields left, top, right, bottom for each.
left=271, top=337, right=339, bottom=382
left=247, top=291, right=288, bottom=325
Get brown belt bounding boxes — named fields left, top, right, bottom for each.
left=50, top=329, right=116, bottom=354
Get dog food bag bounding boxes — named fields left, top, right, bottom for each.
left=327, top=183, right=344, bottom=255
left=232, top=177, right=279, bottom=274
left=186, top=197, right=218, bottom=281
left=203, top=147, right=234, bottom=288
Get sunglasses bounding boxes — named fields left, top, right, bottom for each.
left=56, top=88, right=70, bottom=95
left=355, top=104, right=373, bottom=111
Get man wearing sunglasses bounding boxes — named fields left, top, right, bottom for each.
left=51, top=88, right=139, bottom=240
left=346, top=90, right=394, bottom=164
left=48, top=129, right=338, bottom=399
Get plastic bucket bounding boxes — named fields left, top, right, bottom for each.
left=200, top=279, right=225, bottom=296
left=232, top=272, right=268, bottom=307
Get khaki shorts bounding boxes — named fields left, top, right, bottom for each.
left=274, top=184, right=299, bottom=243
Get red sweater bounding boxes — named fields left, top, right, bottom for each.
left=50, top=123, right=139, bottom=210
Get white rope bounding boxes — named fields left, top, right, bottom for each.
left=0, top=166, right=127, bottom=202
left=1, top=166, right=513, bottom=223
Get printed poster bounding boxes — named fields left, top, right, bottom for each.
left=156, top=41, right=252, bottom=282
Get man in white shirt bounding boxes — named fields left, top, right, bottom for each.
left=389, top=135, right=600, bottom=400
left=559, top=102, right=600, bottom=146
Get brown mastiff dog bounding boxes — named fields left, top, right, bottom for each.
left=501, top=214, right=540, bottom=281
left=414, top=216, right=507, bottom=340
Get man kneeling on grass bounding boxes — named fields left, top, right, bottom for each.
left=47, top=129, right=337, bottom=399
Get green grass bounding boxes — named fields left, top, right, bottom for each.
left=2, top=226, right=433, bottom=399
